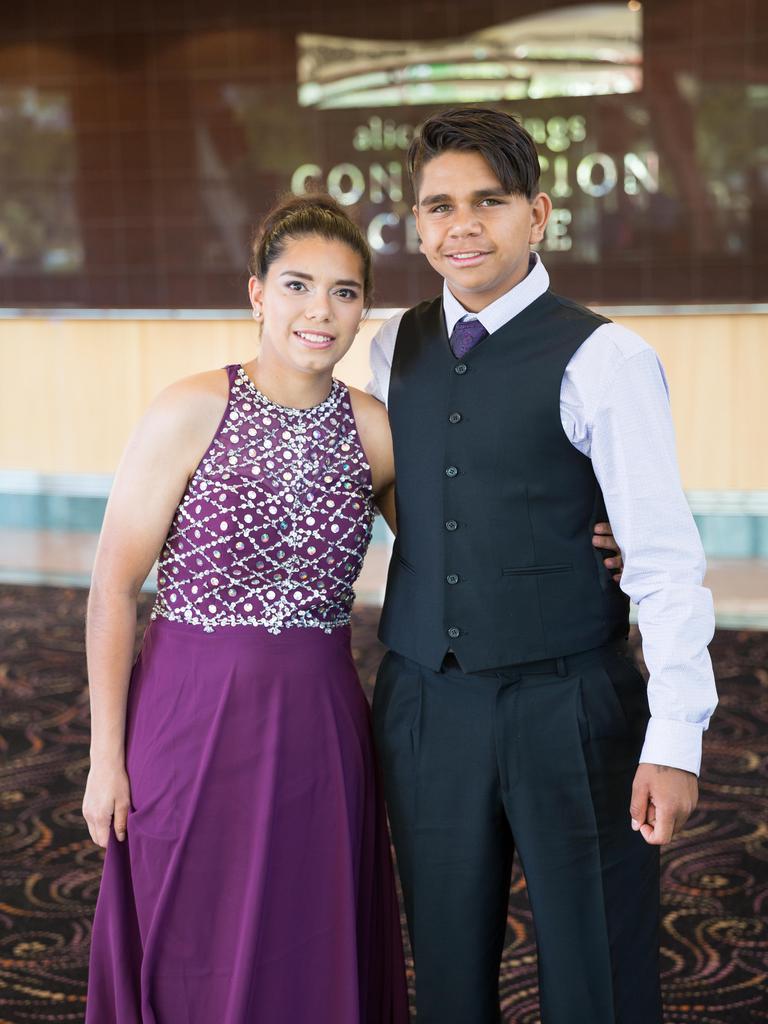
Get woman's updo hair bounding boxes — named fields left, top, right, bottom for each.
left=249, top=193, right=373, bottom=307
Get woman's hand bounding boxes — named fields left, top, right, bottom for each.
left=593, top=521, right=623, bottom=582
left=82, top=758, right=132, bottom=847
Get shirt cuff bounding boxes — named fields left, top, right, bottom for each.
left=639, top=717, right=704, bottom=776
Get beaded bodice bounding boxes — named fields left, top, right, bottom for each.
left=151, top=364, right=376, bottom=634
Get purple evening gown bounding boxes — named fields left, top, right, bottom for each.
left=86, top=364, right=408, bottom=1023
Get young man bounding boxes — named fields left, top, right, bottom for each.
left=367, top=107, right=717, bottom=1024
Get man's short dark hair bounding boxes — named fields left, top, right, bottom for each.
left=407, top=106, right=541, bottom=201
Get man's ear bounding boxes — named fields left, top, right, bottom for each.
left=529, top=192, right=553, bottom=245
left=412, top=205, right=425, bottom=254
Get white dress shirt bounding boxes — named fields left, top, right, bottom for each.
left=366, top=253, right=717, bottom=776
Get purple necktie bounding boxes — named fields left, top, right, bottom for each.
left=450, top=317, right=488, bottom=358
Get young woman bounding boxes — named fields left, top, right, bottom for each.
left=83, top=194, right=407, bottom=1023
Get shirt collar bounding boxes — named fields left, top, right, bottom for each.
left=442, top=252, right=550, bottom=336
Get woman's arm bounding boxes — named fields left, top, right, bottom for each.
left=348, top=389, right=396, bottom=533
left=375, top=482, right=397, bottom=535
left=82, top=371, right=228, bottom=847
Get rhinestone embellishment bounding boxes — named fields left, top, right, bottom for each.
left=150, top=367, right=375, bottom=634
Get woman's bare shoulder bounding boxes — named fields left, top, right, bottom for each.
left=160, top=367, right=230, bottom=408
left=347, top=385, right=389, bottom=427
left=133, top=367, right=231, bottom=459
left=150, top=367, right=229, bottom=423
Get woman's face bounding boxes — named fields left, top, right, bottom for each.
left=248, top=234, right=366, bottom=378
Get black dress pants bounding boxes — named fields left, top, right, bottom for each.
left=372, top=643, right=662, bottom=1024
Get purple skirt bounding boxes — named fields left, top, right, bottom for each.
left=86, top=618, right=408, bottom=1023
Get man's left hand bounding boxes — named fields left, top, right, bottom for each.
left=630, top=763, right=699, bottom=846
left=592, top=521, right=623, bottom=582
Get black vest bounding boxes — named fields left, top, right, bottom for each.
left=379, top=289, right=630, bottom=672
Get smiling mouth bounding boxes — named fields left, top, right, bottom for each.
left=294, top=330, right=336, bottom=348
left=445, top=251, right=490, bottom=264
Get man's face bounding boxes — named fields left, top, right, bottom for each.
left=413, top=150, right=551, bottom=312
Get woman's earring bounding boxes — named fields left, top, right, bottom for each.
left=254, top=308, right=262, bottom=319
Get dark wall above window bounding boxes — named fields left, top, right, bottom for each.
left=0, top=0, right=765, bottom=309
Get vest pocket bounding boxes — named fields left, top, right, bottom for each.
left=396, top=553, right=417, bottom=575
left=501, top=563, right=572, bottom=576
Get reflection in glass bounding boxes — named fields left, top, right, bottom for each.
left=0, top=88, right=82, bottom=274
left=298, top=3, right=641, bottom=110
left=1, top=0, right=764, bottom=308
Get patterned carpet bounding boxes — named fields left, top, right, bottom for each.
left=0, top=583, right=766, bottom=1024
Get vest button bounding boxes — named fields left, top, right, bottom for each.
left=454, top=363, right=468, bottom=375
left=445, top=520, right=458, bottom=531
left=446, top=574, right=459, bottom=585
left=448, top=412, right=462, bottom=424
left=445, top=466, right=458, bottom=478
left=447, top=626, right=461, bottom=639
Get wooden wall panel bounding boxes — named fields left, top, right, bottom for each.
left=1, top=313, right=765, bottom=490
